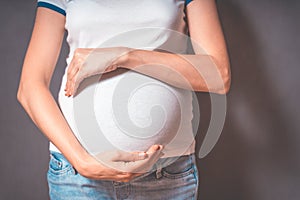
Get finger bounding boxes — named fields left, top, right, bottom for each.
left=93, top=150, right=146, bottom=166
left=71, top=74, right=82, bottom=96
left=114, top=172, right=142, bottom=182
left=67, top=67, right=79, bottom=89
left=110, top=150, right=148, bottom=162
left=113, top=172, right=144, bottom=183
left=127, top=150, right=164, bottom=173
left=123, top=152, right=148, bottom=162
left=92, top=148, right=163, bottom=174
left=68, top=68, right=80, bottom=95
left=110, top=148, right=164, bottom=173
left=94, top=171, right=132, bottom=182
left=146, top=144, right=163, bottom=154
left=107, top=169, right=142, bottom=182
left=65, top=78, right=71, bottom=96
left=66, top=58, right=81, bottom=96
left=68, top=59, right=81, bottom=78
left=68, top=76, right=76, bottom=96
left=65, top=58, right=77, bottom=90
left=144, top=149, right=165, bottom=166
left=68, top=66, right=83, bottom=96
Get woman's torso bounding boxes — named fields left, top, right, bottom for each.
left=52, top=0, right=196, bottom=157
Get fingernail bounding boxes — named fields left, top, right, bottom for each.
left=139, top=152, right=148, bottom=158
left=157, top=145, right=163, bottom=150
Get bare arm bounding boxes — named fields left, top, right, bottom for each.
left=17, top=7, right=161, bottom=180
left=65, top=0, right=231, bottom=96
left=118, top=0, right=231, bottom=94
left=17, top=8, right=84, bottom=160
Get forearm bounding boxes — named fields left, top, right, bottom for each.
left=117, top=49, right=231, bottom=94
left=17, top=83, right=89, bottom=168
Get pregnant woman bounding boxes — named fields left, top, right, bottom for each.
left=17, top=0, right=231, bottom=199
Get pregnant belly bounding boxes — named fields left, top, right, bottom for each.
left=72, top=69, right=192, bottom=154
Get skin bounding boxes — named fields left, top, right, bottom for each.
left=17, top=0, right=231, bottom=181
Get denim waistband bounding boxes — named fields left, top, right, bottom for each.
left=49, top=150, right=195, bottom=181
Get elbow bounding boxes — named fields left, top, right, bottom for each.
left=211, top=55, right=232, bottom=95
left=17, top=82, right=27, bottom=107
left=218, top=76, right=231, bottom=94
left=17, top=80, right=49, bottom=106
left=17, top=83, right=23, bottom=103
left=194, top=56, right=232, bottom=95
left=192, top=77, right=231, bottom=94
left=203, top=65, right=231, bottom=95
left=217, top=67, right=231, bottom=95
left=17, top=81, right=36, bottom=108
left=192, top=69, right=231, bottom=95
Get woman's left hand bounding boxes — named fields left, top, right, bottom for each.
left=65, top=47, right=131, bottom=97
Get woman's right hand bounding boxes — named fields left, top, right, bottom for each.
left=75, top=145, right=164, bottom=182
left=17, top=8, right=163, bottom=184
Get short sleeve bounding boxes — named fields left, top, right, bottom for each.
left=37, top=0, right=67, bottom=16
left=185, top=0, right=193, bottom=6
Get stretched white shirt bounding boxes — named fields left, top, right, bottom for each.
left=37, top=0, right=196, bottom=158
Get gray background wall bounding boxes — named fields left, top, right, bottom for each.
left=1, top=0, right=299, bottom=199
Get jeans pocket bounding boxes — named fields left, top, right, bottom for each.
left=162, top=154, right=195, bottom=179
left=48, top=151, right=75, bottom=176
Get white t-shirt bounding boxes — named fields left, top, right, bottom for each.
left=37, top=0, right=196, bottom=158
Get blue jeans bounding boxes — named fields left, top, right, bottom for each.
left=47, top=151, right=199, bottom=200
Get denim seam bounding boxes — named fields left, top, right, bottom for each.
left=162, top=166, right=194, bottom=178
left=191, top=157, right=199, bottom=200
left=161, top=155, right=194, bottom=179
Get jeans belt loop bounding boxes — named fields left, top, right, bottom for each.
left=156, top=166, right=163, bottom=179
